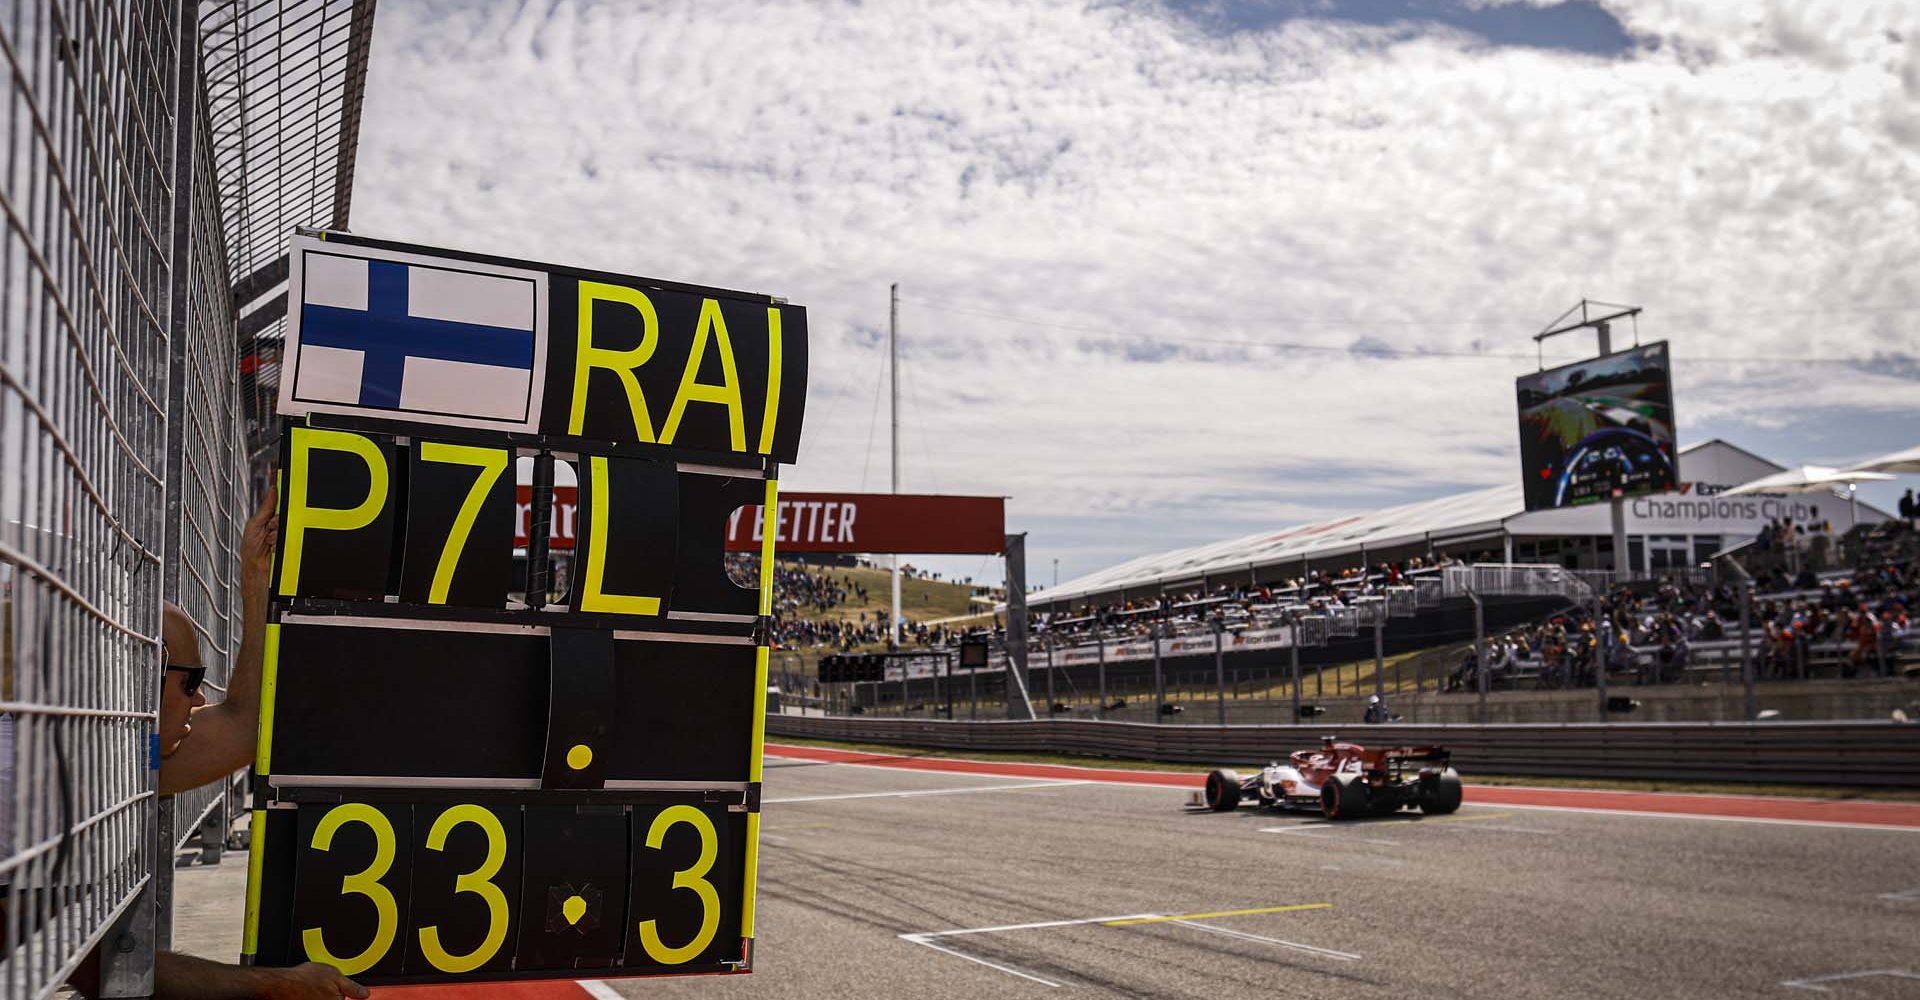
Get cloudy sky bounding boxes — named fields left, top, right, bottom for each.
left=352, top=0, right=1920, bottom=589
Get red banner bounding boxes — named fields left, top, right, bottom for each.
left=516, top=489, right=1004, bottom=555
left=724, top=493, right=1005, bottom=554
left=516, top=485, right=580, bottom=550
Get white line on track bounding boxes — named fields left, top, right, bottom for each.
left=1877, top=887, right=1920, bottom=902
left=1418, top=822, right=1558, bottom=836
left=1165, top=919, right=1361, bottom=961
left=1258, top=826, right=1400, bottom=846
left=1489, top=802, right=1920, bottom=834
left=1780, top=969, right=1920, bottom=991
left=910, top=914, right=1160, bottom=938
left=900, top=935, right=1064, bottom=987
left=576, top=979, right=626, bottom=1000
left=766, top=780, right=1089, bottom=804
left=763, top=749, right=1201, bottom=789
left=764, top=751, right=1920, bottom=831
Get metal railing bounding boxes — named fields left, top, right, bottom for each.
left=1442, top=563, right=1597, bottom=602
left=767, top=714, right=1920, bottom=788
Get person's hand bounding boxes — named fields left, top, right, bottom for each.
left=241, top=483, right=278, bottom=608
left=260, top=962, right=367, bottom=999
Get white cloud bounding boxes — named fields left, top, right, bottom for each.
left=352, top=0, right=1920, bottom=584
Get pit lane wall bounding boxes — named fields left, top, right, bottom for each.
left=764, top=715, right=1920, bottom=788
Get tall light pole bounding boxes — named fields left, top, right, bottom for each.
left=889, top=283, right=902, bottom=646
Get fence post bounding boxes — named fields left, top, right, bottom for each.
left=1153, top=624, right=1166, bottom=723
left=1097, top=635, right=1107, bottom=719
left=1373, top=613, right=1385, bottom=701
left=1289, top=624, right=1301, bottom=723
left=1594, top=594, right=1609, bottom=720
left=1213, top=618, right=1227, bottom=726
left=1740, top=577, right=1756, bottom=720
left=1470, top=587, right=1488, bottom=725
left=1046, top=634, right=1056, bottom=715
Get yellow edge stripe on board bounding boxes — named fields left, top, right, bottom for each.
left=742, top=477, right=778, bottom=942
left=242, top=807, right=268, bottom=955
left=256, top=623, right=280, bottom=775
left=1103, top=903, right=1332, bottom=927
left=740, top=811, right=761, bottom=940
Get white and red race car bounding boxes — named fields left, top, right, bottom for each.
left=1201, top=736, right=1463, bottom=820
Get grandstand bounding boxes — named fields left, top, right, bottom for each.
left=1032, top=440, right=1889, bottom=613
left=811, top=440, right=1912, bottom=724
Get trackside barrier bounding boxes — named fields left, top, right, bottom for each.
left=765, top=715, right=1920, bottom=788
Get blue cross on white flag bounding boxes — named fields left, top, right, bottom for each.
left=280, top=236, right=549, bottom=432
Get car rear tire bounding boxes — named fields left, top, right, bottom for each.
left=1321, top=775, right=1369, bottom=820
left=1204, top=769, right=1243, bottom=812
left=1419, top=768, right=1464, bottom=815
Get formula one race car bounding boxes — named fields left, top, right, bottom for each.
left=1201, top=736, right=1462, bottom=820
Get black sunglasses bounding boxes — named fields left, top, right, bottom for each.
left=168, top=665, right=206, bottom=697
left=161, top=645, right=206, bottom=696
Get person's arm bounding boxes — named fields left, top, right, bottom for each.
left=161, top=487, right=276, bottom=795
left=153, top=953, right=365, bottom=1000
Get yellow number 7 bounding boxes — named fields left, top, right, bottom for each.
left=417, top=442, right=509, bottom=604
left=639, top=805, right=720, bottom=964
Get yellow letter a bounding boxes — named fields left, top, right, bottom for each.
left=659, top=298, right=745, bottom=451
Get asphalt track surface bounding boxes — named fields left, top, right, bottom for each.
left=372, top=748, right=1920, bottom=1000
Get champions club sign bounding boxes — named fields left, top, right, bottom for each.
left=516, top=490, right=1006, bottom=556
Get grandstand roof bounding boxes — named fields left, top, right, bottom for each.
left=1037, top=440, right=1887, bottom=607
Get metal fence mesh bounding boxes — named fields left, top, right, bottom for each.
left=202, top=0, right=369, bottom=465
left=1, top=0, right=371, bottom=993
left=164, top=76, right=242, bottom=861
left=1, top=0, right=178, bottom=994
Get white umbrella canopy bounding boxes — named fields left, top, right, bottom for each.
left=1720, top=465, right=1896, bottom=496
left=1840, top=444, right=1920, bottom=476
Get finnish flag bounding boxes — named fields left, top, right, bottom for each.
left=288, top=248, right=546, bottom=427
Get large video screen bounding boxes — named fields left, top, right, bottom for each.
left=1515, top=341, right=1677, bottom=511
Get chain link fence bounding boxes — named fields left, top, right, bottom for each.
left=2, top=1, right=179, bottom=995
left=2, top=1, right=371, bottom=995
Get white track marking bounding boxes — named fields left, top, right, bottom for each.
left=903, top=905, right=1336, bottom=986
left=764, top=751, right=1920, bottom=831
left=1781, top=969, right=1920, bottom=991
left=766, top=780, right=1088, bottom=804
left=1490, top=802, right=1920, bottom=834
left=763, top=748, right=1200, bottom=789
left=1877, top=887, right=1920, bottom=902
left=899, top=935, right=1064, bottom=987
left=1258, top=826, right=1399, bottom=846
left=1418, top=822, right=1558, bottom=836
left=1166, top=919, right=1361, bottom=961
left=912, top=914, right=1159, bottom=938
left=576, top=979, right=626, bottom=1000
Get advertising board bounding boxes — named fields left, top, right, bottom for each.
left=1515, top=341, right=1677, bottom=511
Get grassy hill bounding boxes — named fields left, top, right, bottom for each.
left=799, top=563, right=986, bottom=624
